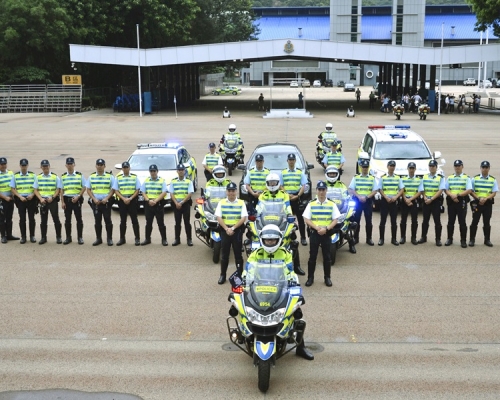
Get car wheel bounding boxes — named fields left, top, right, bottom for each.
left=215, top=92, right=219, bottom=96
left=232, top=92, right=237, bottom=95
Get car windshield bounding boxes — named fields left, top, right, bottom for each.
left=249, top=151, right=303, bottom=170
left=128, top=154, right=177, bottom=170
left=373, top=141, right=431, bottom=160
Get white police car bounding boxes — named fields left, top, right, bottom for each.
left=115, top=142, right=198, bottom=207
left=356, top=125, right=445, bottom=178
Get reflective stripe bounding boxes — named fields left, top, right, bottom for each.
left=422, top=174, right=441, bottom=197
left=402, top=176, right=421, bottom=196
left=117, top=174, right=137, bottom=196
left=310, top=201, right=335, bottom=227
left=171, top=178, right=191, bottom=198
left=381, top=175, right=400, bottom=196
left=88, top=173, right=112, bottom=195
left=447, top=174, right=468, bottom=195
left=220, top=199, right=244, bottom=225
left=354, top=175, right=375, bottom=195
left=14, top=172, right=35, bottom=195
left=144, top=177, right=165, bottom=197
left=37, top=173, right=57, bottom=196
left=61, top=173, right=83, bottom=195
left=325, top=152, right=342, bottom=167
left=205, top=154, right=220, bottom=168
left=249, top=168, right=270, bottom=191
left=0, top=170, right=14, bottom=193
left=281, top=168, right=302, bottom=193
left=473, top=176, right=495, bottom=198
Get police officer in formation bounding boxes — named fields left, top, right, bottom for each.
left=377, top=160, right=404, bottom=246
left=205, top=165, right=231, bottom=191
left=215, top=182, right=248, bottom=284
left=348, top=159, right=377, bottom=245
left=10, top=159, right=37, bottom=244
left=169, top=163, right=194, bottom=246
left=34, top=160, right=62, bottom=244
left=244, top=154, right=269, bottom=213
left=141, top=164, right=168, bottom=246
left=322, top=140, right=345, bottom=171
left=418, top=160, right=446, bottom=246
left=399, top=162, right=421, bottom=245
left=113, top=161, right=141, bottom=246
left=469, top=161, right=498, bottom=247
left=444, top=160, right=471, bottom=248
left=86, top=158, right=115, bottom=246
left=60, top=157, right=85, bottom=245
left=0, top=157, right=19, bottom=243
left=303, top=181, right=340, bottom=287
left=202, top=142, right=223, bottom=182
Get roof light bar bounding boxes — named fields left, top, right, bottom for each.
left=368, top=125, right=411, bottom=130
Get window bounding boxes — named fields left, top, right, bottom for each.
left=362, top=135, right=374, bottom=154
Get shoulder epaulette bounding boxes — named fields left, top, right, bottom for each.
left=51, top=172, right=57, bottom=176
left=62, top=172, right=68, bottom=176
left=130, top=173, right=137, bottom=177
left=474, top=174, right=480, bottom=177
left=490, top=175, right=496, bottom=179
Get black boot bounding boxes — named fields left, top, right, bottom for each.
left=117, top=224, right=126, bottom=246
left=6, top=220, right=19, bottom=240
left=133, top=223, right=140, bottom=246
left=186, top=223, right=193, bottom=246
left=435, top=226, right=442, bottom=247
left=483, top=226, right=493, bottom=247
left=305, top=261, right=315, bottom=286
left=19, top=222, right=27, bottom=244
left=39, top=224, right=47, bottom=245
left=411, top=223, right=418, bottom=245
left=77, top=223, right=84, bottom=245
left=391, top=225, right=399, bottom=246
left=0, top=223, right=6, bottom=244
left=294, top=320, right=314, bottom=360
left=55, top=223, right=62, bottom=244
left=348, top=236, right=356, bottom=254
left=469, top=225, right=477, bottom=247
left=324, top=261, right=332, bottom=287
left=459, top=226, right=467, bottom=248
left=29, top=220, right=36, bottom=243
left=418, top=222, right=428, bottom=244
left=399, top=223, right=406, bottom=244
left=161, top=226, right=168, bottom=246
left=292, top=246, right=305, bottom=275
left=63, top=222, right=72, bottom=245
left=353, top=225, right=360, bottom=245
left=106, top=224, right=113, bottom=246
left=365, top=225, right=374, bottom=246
left=445, top=225, right=454, bottom=246
left=378, top=226, right=385, bottom=246
left=218, top=260, right=228, bottom=284
left=172, top=225, right=181, bottom=246
left=236, top=262, right=243, bottom=276
left=93, top=224, right=103, bottom=246
left=141, top=225, right=153, bottom=245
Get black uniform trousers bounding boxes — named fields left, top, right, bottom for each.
left=40, top=199, right=61, bottom=226
left=447, top=197, right=468, bottom=229
left=0, top=198, right=15, bottom=237
left=15, top=197, right=37, bottom=237
left=400, top=198, right=419, bottom=239
left=290, top=198, right=306, bottom=239
left=220, top=227, right=244, bottom=271
left=145, top=202, right=166, bottom=231
left=379, top=198, right=398, bottom=229
left=173, top=201, right=192, bottom=240
left=307, top=229, right=332, bottom=279
left=204, top=169, right=212, bottom=182
left=421, top=198, right=442, bottom=238
left=91, top=201, right=112, bottom=227
left=353, top=198, right=373, bottom=227
left=247, top=195, right=259, bottom=215
left=118, top=198, right=139, bottom=227
left=63, top=196, right=83, bottom=225
left=470, top=201, right=493, bottom=228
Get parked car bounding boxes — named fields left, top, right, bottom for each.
left=479, top=79, right=492, bottom=89
left=324, top=79, right=333, bottom=87
left=344, top=83, right=355, bottom=92
left=212, top=86, right=242, bottom=95
left=313, top=80, right=322, bottom=87
left=463, top=78, right=477, bottom=86
left=301, top=79, right=311, bottom=87
left=336, top=80, right=345, bottom=87
left=290, top=81, right=299, bottom=88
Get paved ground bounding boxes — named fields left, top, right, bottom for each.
left=1, top=87, right=499, bottom=399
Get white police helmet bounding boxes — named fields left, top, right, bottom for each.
left=325, top=166, right=339, bottom=183
left=325, top=123, right=333, bottom=130
left=212, top=165, right=226, bottom=183
left=265, top=173, right=280, bottom=192
left=259, top=224, right=283, bottom=254
left=228, top=124, right=236, bottom=132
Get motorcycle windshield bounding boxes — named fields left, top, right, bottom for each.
left=322, top=133, right=337, bottom=147
left=224, top=134, right=239, bottom=150
left=257, top=201, right=287, bottom=230
left=245, top=262, right=288, bottom=313
left=206, top=187, right=226, bottom=211
left=326, top=187, right=347, bottom=211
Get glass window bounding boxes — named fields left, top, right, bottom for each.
left=373, top=141, right=432, bottom=160
left=128, top=154, right=177, bottom=170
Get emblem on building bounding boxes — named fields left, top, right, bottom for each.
left=284, top=40, right=294, bottom=54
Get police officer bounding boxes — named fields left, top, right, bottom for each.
left=113, top=161, right=141, bottom=246
left=202, top=142, right=223, bottom=182
left=418, top=160, right=446, bottom=246
left=215, top=182, right=248, bottom=284
left=444, top=160, right=472, bottom=248
left=0, top=157, right=20, bottom=243
left=257, top=173, right=292, bottom=215
left=316, top=122, right=337, bottom=161
left=303, top=181, right=340, bottom=287
left=60, top=157, right=85, bottom=245
left=205, top=165, right=231, bottom=191
left=141, top=164, right=167, bottom=246
left=400, top=162, right=422, bottom=245
left=281, top=153, right=308, bottom=246
left=34, top=160, right=62, bottom=244
left=10, top=159, right=38, bottom=244
left=322, top=140, right=345, bottom=172
left=170, top=163, right=194, bottom=246
left=243, top=224, right=314, bottom=360
left=348, top=159, right=377, bottom=245
left=469, top=161, right=498, bottom=247
left=244, top=154, right=270, bottom=213
left=87, top=158, right=115, bottom=246
left=377, top=160, right=404, bottom=246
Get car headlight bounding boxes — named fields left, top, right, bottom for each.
left=245, top=307, right=286, bottom=326
left=205, top=210, right=217, bottom=222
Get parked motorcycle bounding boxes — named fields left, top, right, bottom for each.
left=392, top=101, right=404, bottom=120
left=193, top=186, right=226, bottom=263
left=219, top=133, right=244, bottom=176
left=227, top=261, right=306, bottom=392
left=418, top=103, right=430, bottom=120
left=326, top=187, right=357, bottom=265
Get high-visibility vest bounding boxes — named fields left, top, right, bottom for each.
left=402, top=176, right=421, bottom=197
left=143, top=177, right=165, bottom=197
left=219, top=198, right=245, bottom=226
left=325, top=152, right=342, bottom=167
left=204, top=153, right=220, bottom=168
left=61, top=172, right=84, bottom=196
left=310, top=200, right=335, bottom=227
left=248, top=168, right=270, bottom=191
left=354, top=175, right=375, bottom=195
left=37, top=173, right=58, bottom=197
left=88, top=172, right=112, bottom=195
left=447, top=174, right=468, bottom=195
left=14, top=172, right=35, bottom=195
left=281, top=168, right=302, bottom=193
left=116, top=173, right=138, bottom=196
left=171, top=177, right=191, bottom=199
left=473, top=175, right=496, bottom=198
left=381, top=175, right=400, bottom=196
left=0, top=170, right=14, bottom=193
left=422, top=174, right=442, bottom=197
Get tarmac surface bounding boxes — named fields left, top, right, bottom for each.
left=1, top=86, right=499, bottom=399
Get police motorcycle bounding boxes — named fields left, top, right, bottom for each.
left=227, top=227, right=310, bottom=393
left=219, top=124, right=244, bottom=176
left=324, top=167, right=357, bottom=265
left=418, top=102, right=430, bottom=120
left=315, top=123, right=342, bottom=166
left=392, top=101, right=404, bottom=120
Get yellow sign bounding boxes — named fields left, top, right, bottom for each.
left=255, top=286, right=277, bottom=293
left=62, top=75, right=82, bottom=85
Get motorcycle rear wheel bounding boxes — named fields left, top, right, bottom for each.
left=212, top=240, right=221, bottom=264
left=258, top=359, right=271, bottom=393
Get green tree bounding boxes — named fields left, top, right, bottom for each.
left=466, top=0, right=500, bottom=36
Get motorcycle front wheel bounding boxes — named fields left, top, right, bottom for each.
left=212, top=240, right=221, bottom=264
left=396, top=114, right=401, bottom=120
left=258, top=359, right=271, bottom=393
left=330, top=242, right=338, bottom=265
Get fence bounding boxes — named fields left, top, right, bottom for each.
left=0, top=84, right=82, bottom=113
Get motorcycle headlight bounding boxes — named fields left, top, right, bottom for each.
left=241, top=185, right=248, bottom=194
left=245, top=307, right=286, bottom=326
left=348, top=200, right=356, bottom=208
left=205, top=210, right=217, bottom=222
left=304, top=183, right=310, bottom=194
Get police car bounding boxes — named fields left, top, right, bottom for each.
left=356, top=125, right=445, bottom=178
left=211, top=86, right=242, bottom=96
left=115, top=142, right=197, bottom=208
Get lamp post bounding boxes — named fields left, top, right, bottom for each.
left=137, top=24, right=142, bottom=117
left=438, top=22, right=443, bottom=116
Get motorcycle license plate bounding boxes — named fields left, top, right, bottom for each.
left=289, top=287, right=302, bottom=295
